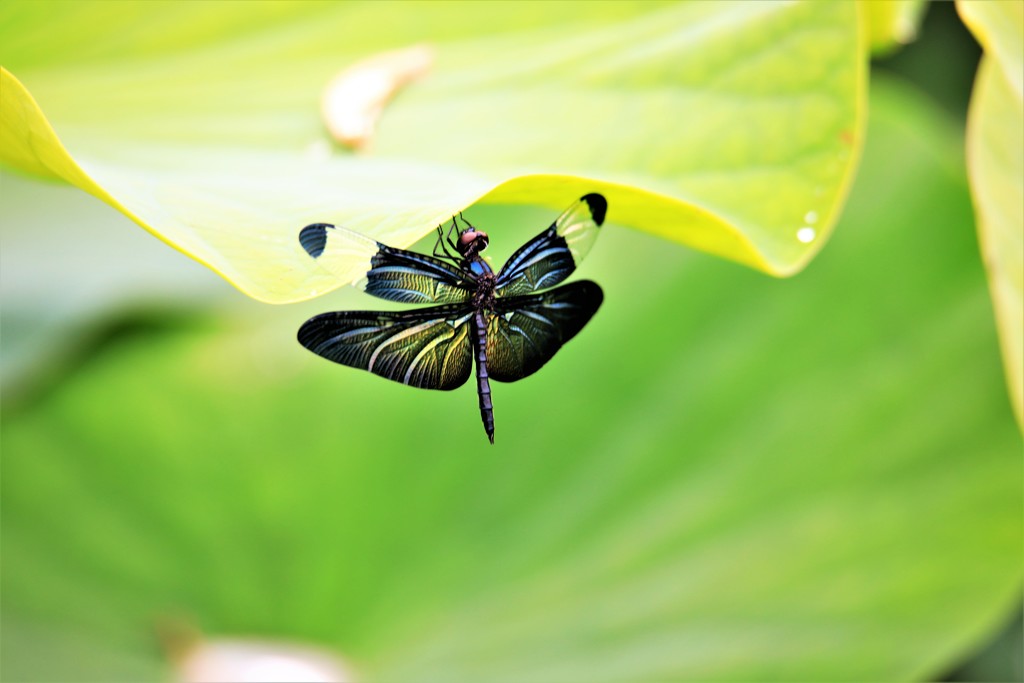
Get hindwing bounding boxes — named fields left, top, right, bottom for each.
left=298, top=304, right=474, bottom=390
left=486, top=280, right=603, bottom=382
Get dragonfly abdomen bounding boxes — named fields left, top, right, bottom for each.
left=472, top=309, right=495, bottom=444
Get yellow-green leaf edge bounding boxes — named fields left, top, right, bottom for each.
left=0, top=5, right=868, bottom=304
left=957, top=0, right=1024, bottom=429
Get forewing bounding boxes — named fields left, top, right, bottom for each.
left=299, top=223, right=474, bottom=304
left=495, top=193, right=607, bottom=297
left=298, top=304, right=474, bottom=390
left=486, top=280, right=603, bottom=382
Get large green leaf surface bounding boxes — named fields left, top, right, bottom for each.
left=0, top=1, right=864, bottom=302
left=2, top=79, right=1019, bottom=682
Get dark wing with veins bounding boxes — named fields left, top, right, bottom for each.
left=486, top=280, right=603, bottom=382
left=495, top=193, right=606, bottom=298
left=298, top=304, right=475, bottom=390
left=300, top=223, right=474, bottom=304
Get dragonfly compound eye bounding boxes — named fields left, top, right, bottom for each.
left=459, top=230, right=489, bottom=251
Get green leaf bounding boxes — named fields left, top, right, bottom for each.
left=958, top=0, right=1024, bottom=429
left=864, top=0, right=928, bottom=56
left=0, top=1, right=865, bottom=303
left=2, top=78, right=1019, bottom=682
left=958, top=0, right=1024, bottom=101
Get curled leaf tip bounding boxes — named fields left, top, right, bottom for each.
left=321, top=44, right=436, bottom=151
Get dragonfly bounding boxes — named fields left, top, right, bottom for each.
left=297, top=193, right=606, bottom=444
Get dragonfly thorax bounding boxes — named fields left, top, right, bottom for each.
left=471, top=269, right=496, bottom=309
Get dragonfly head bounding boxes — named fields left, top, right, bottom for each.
left=457, top=228, right=489, bottom=258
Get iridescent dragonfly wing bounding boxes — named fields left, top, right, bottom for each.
left=300, top=223, right=474, bottom=304
left=494, top=193, right=606, bottom=298
left=298, top=304, right=475, bottom=390
left=486, top=280, right=603, bottom=382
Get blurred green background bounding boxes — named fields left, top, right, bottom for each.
left=1, top=2, right=1021, bottom=682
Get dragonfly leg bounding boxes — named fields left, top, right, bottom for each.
left=458, top=211, right=477, bottom=231
left=432, top=223, right=461, bottom=263
left=432, top=225, right=448, bottom=259
left=446, top=217, right=460, bottom=252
